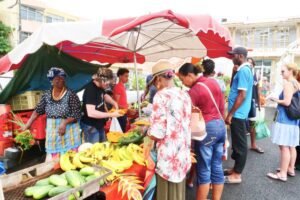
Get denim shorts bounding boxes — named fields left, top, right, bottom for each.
left=195, top=119, right=226, bottom=185
left=80, top=122, right=105, bottom=143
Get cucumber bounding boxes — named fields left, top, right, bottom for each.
left=68, top=191, right=81, bottom=200
left=99, top=179, right=105, bottom=186
left=85, top=175, right=98, bottom=182
left=32, top=185, right=54, bottom=199
left=24, top=186, right=39, bottom=197
left=48, top=186, right=72, bottom=197
left=65, top=170, right=82, bottom=188
left=80, top=166, right=95, bottom=176
left=49, top=174, right=68, bottom=186
left=35, top=178, right=50, bottom=186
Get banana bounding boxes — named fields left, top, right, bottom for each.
left=60, top=152, right=76, bottom=171
left=72, top=153, right=86, bottom=169
left=133, top=154, right=145, bottom=166
left=79, top=153, right=94, bottom=163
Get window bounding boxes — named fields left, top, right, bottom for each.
left=20, top=5, right=43, bottom=22
left=20, top=31, right=31, bottom=42
left=240, top=30, right=249, bottom=47
left=45, top=14, right=64, bottom=23
left=254, top=59, right=272, bottom=81
left=259, top=29, right=269, bottom=48
left=278, top=27, right=289, bottom=48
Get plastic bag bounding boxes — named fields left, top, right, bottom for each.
left=109, top=117, right=123, bottom=133
left=0, top=161, right=6, bottom=175
left=255, top=109, right=270, bottom=140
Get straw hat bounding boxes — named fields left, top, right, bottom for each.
left=148, top=61, right=174, bottom=84
left=152, top=61, right=174, bottom=77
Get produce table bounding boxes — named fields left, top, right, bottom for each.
left=100, top=163, right=146, bottom=200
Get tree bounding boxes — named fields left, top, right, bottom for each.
left=0, top=21, right=12, bottom=55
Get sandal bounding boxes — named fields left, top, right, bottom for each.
left=267, top=172, right=287, bottom=182
left=223, top=169, right=233, bottom=176
left=224, top=176, right=242, bottom=184
left=276, top=168, right=296, bottom=177
left=250, top=147, right=264, bottom=154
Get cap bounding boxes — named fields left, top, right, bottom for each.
left=227, top=47, right=248, bottom=57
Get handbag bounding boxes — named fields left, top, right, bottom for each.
left=285, top=90, right=300, bottom=120
left=191, top=111, right=206, bottom=141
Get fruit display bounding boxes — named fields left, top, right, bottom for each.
left=24, top=166, right=107, bottom=199
left=118, top=129, right=144, bottom=146
left=107, top=131, right=123, bottom=143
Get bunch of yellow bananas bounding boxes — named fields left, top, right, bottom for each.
left=101, top=160, right=133, bottom=173
left=60, top=151, right=77, bottom=171
left=127, top=144, right=145, bottom=166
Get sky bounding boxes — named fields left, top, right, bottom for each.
left=42, top=0, right=300, bottom=21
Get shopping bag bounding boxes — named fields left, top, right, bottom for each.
left=109, top=117, right=123, bottom=133
left=191, top=112, right=206, bottom=141
left=255, top=120, right=270, bottom=140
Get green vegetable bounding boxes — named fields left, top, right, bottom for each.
left=99, top=179, right=105, bottom=186
left=80, top=166, right=95, bottom=176
left=85, top=175, right=98, bottom=182
left=68, top=191, right=81, bottom=200
left=32, top=185, right=54, bottom=199
left=24, top=186, right=39, bottom=197
left=48, top=186, right=72, bottom=197
left=35, top=178, right=50, bottom=186
left=49, top=174, right=68, bottom=186
left=66, top=170, right=82, bottom=188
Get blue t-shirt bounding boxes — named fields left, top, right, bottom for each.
left=228, top=63, right=253, bottom=119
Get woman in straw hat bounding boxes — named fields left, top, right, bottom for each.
left=145, top=61, right=192, bottom=200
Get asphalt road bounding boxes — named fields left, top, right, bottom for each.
left=186, top=107, right=300, bottom=200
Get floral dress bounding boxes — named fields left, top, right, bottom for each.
left=148, top=87, right=192, bottom=183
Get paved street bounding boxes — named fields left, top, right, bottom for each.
left=186, top=107, right=300, bottom=200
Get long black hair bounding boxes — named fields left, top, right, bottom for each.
left=178, top=63, right=201, bottom=76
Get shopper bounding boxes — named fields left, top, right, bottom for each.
left=81, top=67, right=121, bottom=143
left=113, top=68, right=129, bottom=132
left=146, top=61, right=192, bottom=200
left=225, top=47, right=253, bottom=184
left=267, top=63, right=300, bottom=182
left=24, top=67, right=82, bottom=157
left=178, top=61, right=226, bottom=200
left=247, top=57, right=264, bottom=154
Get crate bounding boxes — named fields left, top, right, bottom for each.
left=13, top=111, right=46, bottom=140
left=9, top=91, right=43, bottom=111
left=0, top=105, right=13, bottom=140
left=1, top=160, right=111, bottom=200
left=0, top=139, right=14, bottom=156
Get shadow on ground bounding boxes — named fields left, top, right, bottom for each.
left=186, top=107, right=300, bottom=200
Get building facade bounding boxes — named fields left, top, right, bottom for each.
left=0, top=0, right=81, bottom=47
left=223, top=17, right=300, bottom=89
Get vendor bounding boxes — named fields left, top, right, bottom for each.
left=113, top=68, right=129, bottom=132
left=24, top=67, right=82, bottom=157
left=81, top=67, right=122, bottom=143
left=146, top=61, right=192, bottom=200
